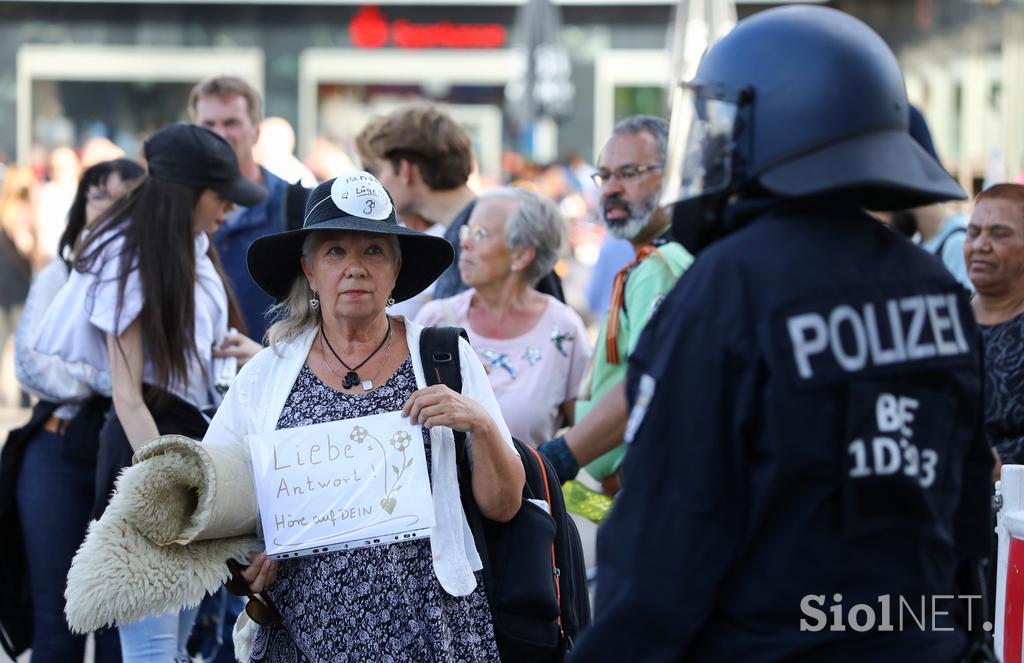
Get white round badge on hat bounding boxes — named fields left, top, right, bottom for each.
left=330, top=171, right=393, bottom=221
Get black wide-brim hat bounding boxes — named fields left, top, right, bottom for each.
left=247, top=172, right=453, bottom=303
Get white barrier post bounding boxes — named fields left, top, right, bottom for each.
left=996, top=464, right=1024, bottom=661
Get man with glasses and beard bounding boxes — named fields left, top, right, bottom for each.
left=538, top=115, right=692, bottom=495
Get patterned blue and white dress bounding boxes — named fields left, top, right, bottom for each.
left=250, top=357, right=500, bottom=663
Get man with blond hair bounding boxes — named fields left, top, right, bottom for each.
left=189, top=75, right=308, bottom=342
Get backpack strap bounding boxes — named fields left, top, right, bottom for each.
left=418, top=326, right=473, bottom=486
left=418, top=326, right=496, bottom=602
left=419, top=326, right=466, bottom=393
left=525, top=444, right=564, bottom=635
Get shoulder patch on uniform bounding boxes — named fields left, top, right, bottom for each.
left=646, top=294, right=666, bottom=325
left=624, top=374, right=657, bottom=445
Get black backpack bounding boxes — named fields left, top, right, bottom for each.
left=419, top=326, right=590, bottom=662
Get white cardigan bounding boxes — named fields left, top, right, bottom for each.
left=201, top=318, right=514, bottom=597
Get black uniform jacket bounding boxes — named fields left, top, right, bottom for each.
left=570, top=204, right=992, bottom=662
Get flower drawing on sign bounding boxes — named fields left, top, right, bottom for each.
left=391, top=430, right=412, bottom=452
left=348, top=425, right=417, bottom=515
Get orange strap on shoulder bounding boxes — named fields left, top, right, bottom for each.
left=604, top=245, right=657, bottom=365
left=526, top=444, right=563, bottom=634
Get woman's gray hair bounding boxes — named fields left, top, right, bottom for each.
left=265, top=230, right=401, bottom=349
left=481, top=187, right=565, bottom=286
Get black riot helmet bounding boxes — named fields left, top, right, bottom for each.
left=663, top=5, right=966, bottom=253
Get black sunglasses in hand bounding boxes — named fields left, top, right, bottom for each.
left=225, top=558, right=283, bottom=626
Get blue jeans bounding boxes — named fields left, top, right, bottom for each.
left=118, top=606, right=199, bottom=663
left=190, top=588, right=246, bottom=662
left=15, top=429, right=121, bottom=662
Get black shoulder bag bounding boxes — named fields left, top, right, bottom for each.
left=420, top=326, right=589, bottom=662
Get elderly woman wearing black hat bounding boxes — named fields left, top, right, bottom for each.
left=202, top=172, right=523, bottom=662
left=34, top=123, right=267, bottom=660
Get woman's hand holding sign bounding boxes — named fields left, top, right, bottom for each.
left=403, top=385, right=524, bottom=523
left=403, top=384, right=492, bottom=435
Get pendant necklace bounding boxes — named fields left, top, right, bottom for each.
left=320, top=318, right=391, bottom=390
left=361, top=325, right=394, bottom=391
left=321, top=327, right=393, bottom=392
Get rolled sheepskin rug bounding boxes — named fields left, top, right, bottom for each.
left=65, top=435, right=262, bottom=633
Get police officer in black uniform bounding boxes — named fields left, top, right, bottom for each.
left=568, top=6, right=994, bottom=662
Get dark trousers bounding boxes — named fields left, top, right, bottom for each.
left=16, top=429, right=121, bottom=662
left=92, top=388, right=209, bottom=520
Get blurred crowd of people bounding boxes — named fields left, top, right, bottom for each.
left=0, top=96, right=628, bottom=410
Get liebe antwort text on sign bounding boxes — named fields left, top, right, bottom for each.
left=247, top=410, right=434, bottom=559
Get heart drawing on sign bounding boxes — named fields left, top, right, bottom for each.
left=380, top=497, right=397, bottom=514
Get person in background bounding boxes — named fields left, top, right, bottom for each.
left=0, top=166, right=36, bottom=406
left=966, top=183, right=1024, bottom=468
left=370, top=103, right=565, bottom=305
left=35, top=123, right=265, bottom=661
left=189, top=76, right=307, bottom=342
left=253, top=117, right=317, bottom=189
left=881, top=106, right=973, bottom=292
left=538, top=116, right=692, bottom=492
left=368, top=104, right=479, bottom=300
left=10, top=157, right=144, bottom=663
left=585, top=235, right=634, bottom=318
left=417, top=187, right=590, bottom=446
left=356, top=115, right=445, bottom=320
left=35, top=147, right=82, bottom=265
left=80, top=137, right=126, bottom=170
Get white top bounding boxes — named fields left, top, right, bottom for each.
left=201, top=318, right=515, bottom=597
left=417, top=290, right=591, bottom=445
left=15, top=259, right=112, bottom=419
left=387, top=223, right=448, bottom=322
left=34, top=230, right=230, bottom=409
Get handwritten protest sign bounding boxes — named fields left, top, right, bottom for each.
left=247, top=410, right=433, bottom=559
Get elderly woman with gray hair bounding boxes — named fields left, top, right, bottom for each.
left=201, top=172, right=523, bottom=662
left=416, top=187, right=591, bottom=446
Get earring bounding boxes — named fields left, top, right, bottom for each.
left=310, top=292, right=320, bottom=310
left=387, top=296, right=396, bottom=308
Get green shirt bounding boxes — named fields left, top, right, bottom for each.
left=576, top=240, right=692, bottom=481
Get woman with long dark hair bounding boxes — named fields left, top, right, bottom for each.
left=36, top=124, right=266, bottom=661
left=7, top=157, right=143, bottom=663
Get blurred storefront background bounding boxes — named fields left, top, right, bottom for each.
left=1, top=1, right=1023, bottom=191
left=0, top=0, right=825, bottom=176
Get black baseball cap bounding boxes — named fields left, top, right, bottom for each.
left=144, top=123, right=266, bottom=207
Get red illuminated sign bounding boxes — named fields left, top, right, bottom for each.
left=349, top=6, right=507, bottom=49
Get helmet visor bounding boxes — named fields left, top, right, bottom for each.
left=660, top=82, right=745, bottom=208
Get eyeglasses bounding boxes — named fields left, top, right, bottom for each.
left=590, top=163, right=664, bottom=187
left=458, top=224, right=491, bottom=244
left=225, top=559, right=283, bottom=626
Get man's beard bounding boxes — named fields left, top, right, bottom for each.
left=602, top=193, right=659, bottom=241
